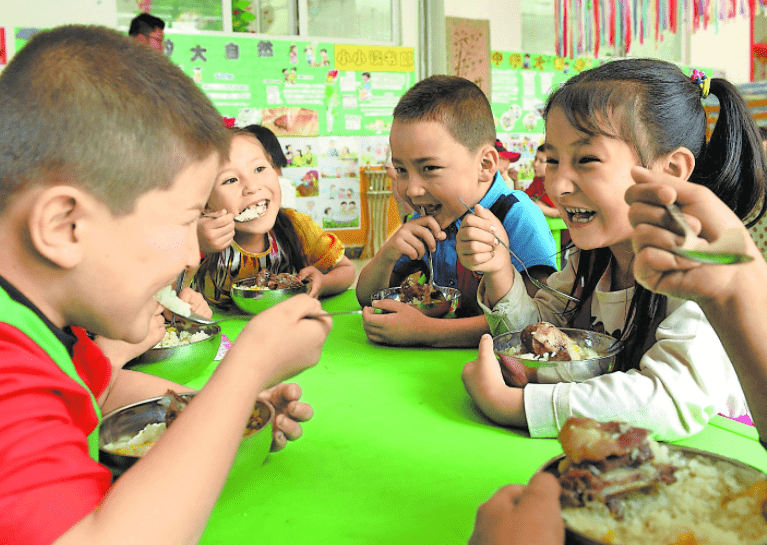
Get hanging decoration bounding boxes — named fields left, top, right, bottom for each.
left=555, top=0, right=752, bottom=58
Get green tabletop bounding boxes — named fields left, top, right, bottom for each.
left=182, top=290, right=767, bottom=545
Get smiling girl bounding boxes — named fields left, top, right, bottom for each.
left=456, top=59, right=767, bottom=440
left=193, top=129, right=355, bottom=307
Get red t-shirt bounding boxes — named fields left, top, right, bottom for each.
left=524, top=176, right=555, bottom=208
left=0, top=325, right=113, bottom=544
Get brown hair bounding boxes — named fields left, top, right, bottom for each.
left=392, top=75, right=495, bottom=153
left=0, top=25, right=230, bottom=215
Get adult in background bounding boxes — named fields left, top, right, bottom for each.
left=128, top=12, right=165, bottom=53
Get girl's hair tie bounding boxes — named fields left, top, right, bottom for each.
left=691, top=69, right=710, bottom=99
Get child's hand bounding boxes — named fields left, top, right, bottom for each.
left=361, top=299, right=436, bottom=346
left=198, top=209, right=235, bottom=254
left=457, top=204, right=512, bottom=276
left=298, top=265, right=323, bottom=298
left=377, top=215, right=446, bottom=264
left=231, top=294, right=331, bottom=386
left=627, top=166, right=761, bottom=307
left=177, top=286, right=213, bottom=318
left=258, top=382, right=314, bottom=452
left=462, top=334, right=526, bottom=427
left=468, top=472, right=564, bottom=545
left=96, top=304, right=166, bottom=367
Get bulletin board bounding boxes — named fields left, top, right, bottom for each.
left=490, top=51, right=714, bottom=184
left=11, top=28, right=415, bottom=250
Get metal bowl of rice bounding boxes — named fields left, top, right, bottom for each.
left=539, top=444, right=767, bottom=545
left=371, top=286, right=461, bottom=318
left=126, top=321, right=221, bottom=384
left=230, top=276, right=309, bottom=315
left=99, top=392, right=274, bottom=480
left=492, top=328, right=622, bottom=385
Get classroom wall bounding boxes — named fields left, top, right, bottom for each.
left=1, top=0, right=754, bottom=83
left=5, top=0, right=115, bottom=27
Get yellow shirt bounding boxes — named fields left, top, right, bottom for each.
left=193, top=209, right=345, bottom=307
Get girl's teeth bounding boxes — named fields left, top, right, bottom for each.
left=235, top=200, right=269, bottom=222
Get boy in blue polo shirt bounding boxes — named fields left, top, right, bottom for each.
left=356, top=75, right=556, bottom=347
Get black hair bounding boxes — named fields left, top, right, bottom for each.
left=242, top=124, right=288, bottom=169
left=393, top=75, right=495, bottom=153
left=545, top=58, right=767, bottom=372
left=128, top=13, right=165, bottom=37
left=759, top=126, right=767, bottom=142
left=192, top=130, right=308, bottom=309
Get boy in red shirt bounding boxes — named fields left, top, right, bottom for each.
left=524, top=144, right=560, bottom=218
left=0, top=25, right=331, bottom=545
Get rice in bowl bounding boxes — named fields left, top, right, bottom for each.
left=560, top=443, right=767, bottom=545
left=154, top=326, right=211, bottom=348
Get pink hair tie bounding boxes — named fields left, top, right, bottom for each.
left=691, top=69, right=710, bottom=99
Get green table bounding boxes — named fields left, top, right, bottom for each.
left=184, top=290, right=767, bottom=544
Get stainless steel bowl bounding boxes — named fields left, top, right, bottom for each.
left=538, top=445, right=767, bottom=545
left=99, top=393, right=274, bottom=480
left=126, top=321, right=221, bottom=384
left=493, top=328, right=622, bottom=385
left=230, top=276, right=309, bottom=314
left=371, top=286, right=461, bottom=318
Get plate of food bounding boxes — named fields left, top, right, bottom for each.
left=493, top=322, right=623, bottom=385
left=99, top=390, right=274, bottom=479
left=540, top=417, right=767, bottom=545
left=230, top=270, right=309, bottom=314
left=372, top=275, right=460, bottom=318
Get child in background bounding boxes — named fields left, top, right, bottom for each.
left=356, top=75, right=557, bottom=348
left=494, top=139, right=522, bottom=191
left=457, top=60, right=766, bottom=440
left=0, top=25, right=331, bottom=545
left=525, top=144, right=560, bottom=218
left=193, top=129, right=355, bottom=307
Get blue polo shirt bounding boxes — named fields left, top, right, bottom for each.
left=392, top=172, right=558, bottom=290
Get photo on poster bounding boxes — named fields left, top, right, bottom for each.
left=358, top=136, right=389, bottom=166
left=322, top=181, right=360, bottom=230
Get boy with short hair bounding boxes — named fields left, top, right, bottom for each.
left=357, top=75, right=556, bottom=347
left=0, top=25, right=330, bottom=544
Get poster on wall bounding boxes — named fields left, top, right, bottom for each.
left=490, top=51, right=715, bottom=186
left=12, top=28, right=413, bottom=232
left=490, top=51, right=602, bottom=185
left=164, top=34, right=412, bottom=230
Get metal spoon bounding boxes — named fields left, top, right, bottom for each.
left=165, top=308, right=363, bottom=325
left=420, top=206, right=445, bottom=299
left=664, top=203, right=753, bottom=265
left=457, top=197, right=579, bottom=303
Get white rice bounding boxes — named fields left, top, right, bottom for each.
left=153, top=285, right=191, bottom=318
left=562, top=443, right=767, bottom=545
left=101, top=422, right=166, bottom=457
left=153, top=328, right=210, bottom=348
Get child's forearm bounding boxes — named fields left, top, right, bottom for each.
left=355, top=253, right=397, bottom=305
left=60, top=352, right=274, bottom=545
left=422, top=315, right=491, bottom=348
left=700, top=260, right=767, bottom=442
left=535, top=201, right=560, bottom=218
left=99, top=368, right=196, bottom=415
left=481, top=263, right=516, bottom=309
left=318, top=257, right=356, bottom=297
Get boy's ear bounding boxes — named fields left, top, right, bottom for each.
left=478, top=145, right=499, bottom=184
left=28, top=186, right=94, bottom=269
left=658, top=147, right=695, bottom=181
